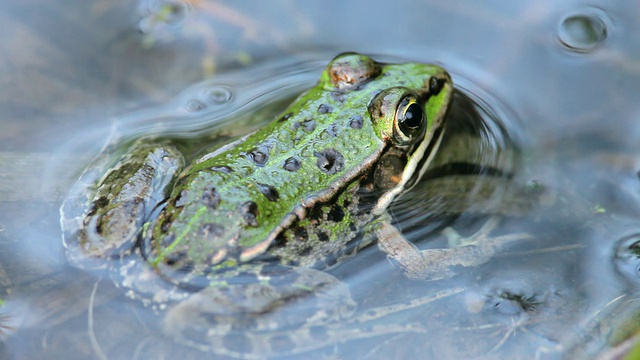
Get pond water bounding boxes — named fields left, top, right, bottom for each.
left=1, top=1, right=640, bottom=359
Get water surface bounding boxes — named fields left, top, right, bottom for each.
left=1, top=1, right=640, bottom=359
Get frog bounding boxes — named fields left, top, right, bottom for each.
left=60, top=53, right=523, bottom=356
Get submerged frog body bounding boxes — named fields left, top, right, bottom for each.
left=60, top=53, right=457, bottom=354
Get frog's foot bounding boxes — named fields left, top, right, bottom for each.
left=376, top=217, right=531, bottom=281
left=443, top=216, right=523, bottom=247
left=61, top=139, right=184, bottom=263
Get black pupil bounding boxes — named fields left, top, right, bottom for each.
left=402, top=103, right=423, bottom=129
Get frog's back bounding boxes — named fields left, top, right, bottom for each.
left=147, top=72, right=388, bottom=271
left=145, top=53, right=455, bottom=273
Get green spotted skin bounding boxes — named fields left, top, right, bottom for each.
left=61, top=53, right=452, bottom=302
left=146, top=54, right=452, bottom=278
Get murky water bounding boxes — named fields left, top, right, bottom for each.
left=1, top=1, right=640, bottom=359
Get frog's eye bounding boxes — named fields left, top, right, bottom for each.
left=394, top=95, right=425, bottom=142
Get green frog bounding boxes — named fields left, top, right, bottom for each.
left=60, top=53, right=520, bottom=356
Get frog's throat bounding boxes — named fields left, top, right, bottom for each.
left=372, top=125, right=446, bottom=216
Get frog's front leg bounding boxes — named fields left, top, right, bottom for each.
left=374, top=215, right=531, bottom=281
left=61, top=139, right=184, bottom=261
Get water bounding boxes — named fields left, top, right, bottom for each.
left=1, top=1, right=640, bottom=359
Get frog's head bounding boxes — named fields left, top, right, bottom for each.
left=322, top=53, right=453, bottom=213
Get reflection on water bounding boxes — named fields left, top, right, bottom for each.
left=110, top=56, right=324, bottom=141
left=1, top=0, right=640, bottom=359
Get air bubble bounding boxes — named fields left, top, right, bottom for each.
left=558, top=10, right=608, bottom=53
left=206, top=86, right=234, bottom=105
left=185, top=99, right=206, bottom=112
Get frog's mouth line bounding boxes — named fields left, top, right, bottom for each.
left=404, top=125, right=445, bottom=191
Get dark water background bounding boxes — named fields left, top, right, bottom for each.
left=1, top=1, right=640, bottom=359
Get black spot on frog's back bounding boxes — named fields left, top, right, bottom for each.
left=278, top=112, right=293, bottom=123
left=295, top=227, right=308, bottom=241
left=314, top=149, right=345, bottom=175
left=199, top=223, right=225, bottom=239
left=283, top=157, right=301, bottom=172
left=326, top=122, right=339, bottom=137
left=256, top=183, right=280, bottom=202
left=317, top=104, right=333, bottom=114
left=317, top=231, right=330, bottom=242
left=349, top=115, right=364, bottom=129
left=327, top=204, right=345, bottom=222
left=211, top=165, right=234, bottom=174
left=239, top=201, right=259, bottom=227
left=330, top=92, right=346, bottom=103
left=201, top=186, right=220, bottom=209
left=247, top=147, right=269, bottom=166
left=300, top=118, right=316, bottom=132
left=163, top=250, right=188, bottom=267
